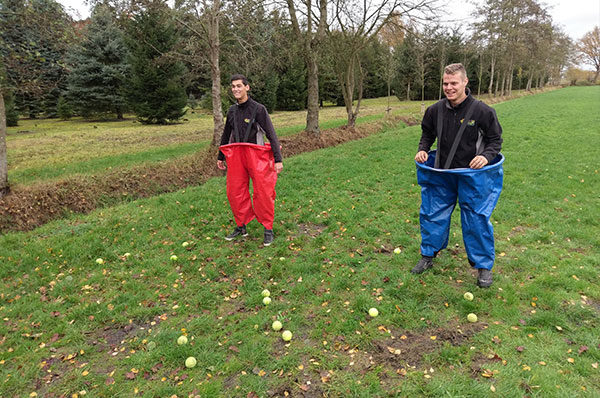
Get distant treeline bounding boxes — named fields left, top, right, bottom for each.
left=1, top=0, right=573, bottom=125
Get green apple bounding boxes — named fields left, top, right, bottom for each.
left=368, top=308, right=379, bottom=317
left=185, top=357, right=197, bottom=368
left=394, top=247, right=401, bottom=254
left=467, top=313, right=478, bottom=323
left=281, top=330, right=292, bottom=341
left=262, top=297, right=271, bottom=305
left=272, top=320, right=283, bottom=331
left=123, top=253, right=131, bottom=258
left=170, top=255, right=178, bottom=261
left=261, top=289, right=270, bottom=297
left=147, top=341, right=156, bottom=350
left=463, top=292, right=474, bottom=301
left=177, top=335, right=188, bottom=345
left=95, top=258, right=104, bottom=265
left=182, top=241, right=189, bottom=248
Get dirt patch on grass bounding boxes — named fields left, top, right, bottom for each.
left=298, top=223, right=327, bottom=238
left=0, top=116, right=411, bottom=233
left=333, top=321, right=486, bottom=380
left=370, top=322, right=486, bottom=368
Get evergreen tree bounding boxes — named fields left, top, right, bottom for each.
left=276, top=58, right=306, bottom=111
left=125, top=2, right=187, bottom=124
left=3, top=91, right=19, bottom=127
left=0, top=0, right=75, bottom=118
left=56, top=96, right=73, bottom=120
left=66, top=5, right=129, bottom=119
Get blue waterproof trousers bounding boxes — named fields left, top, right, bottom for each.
left=416, top=151, right=504, bottom=270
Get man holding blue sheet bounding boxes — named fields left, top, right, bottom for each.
left=413, top=63, right=503, bottom=288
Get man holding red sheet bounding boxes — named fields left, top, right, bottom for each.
left=217, top=74, right=283, bottom=246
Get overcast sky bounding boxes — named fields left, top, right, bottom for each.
left=58, top=0, right=598, bottom=42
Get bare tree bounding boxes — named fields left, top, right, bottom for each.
left=577, top=26, right=600, bottom=83
left=285, top=0, right=327, bottom=135
left=175, top=0, right=225, bottom=147
left=329, top=0, right=434, bottom=127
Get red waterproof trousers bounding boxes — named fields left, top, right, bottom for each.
left=219, top=143, right=278, bottom=230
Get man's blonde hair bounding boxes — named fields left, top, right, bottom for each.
left=444, top=63, right=467, bottom=79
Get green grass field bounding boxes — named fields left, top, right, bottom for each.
left=1, top=86, right=598, bottom=397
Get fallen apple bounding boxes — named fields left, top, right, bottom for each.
left=185, top=357, right=197, bottom=368
left=170, top=255, right=178, bottom=261
left=261, top=289, right=270, bottom=297
left=262, top=297, right=271, bottom=305
left=95, top=258, right=104, bottom=265
left=467, top=313, right=478, bottom=323
left=464, top=292, right=474, bottom=301
left=368, top=308, right=379, bottom=317
left=282, top=330, right=292, bottom=341
left=272, top=320, right=283, bottom=331
left=177, top=335, right=188, bottom=345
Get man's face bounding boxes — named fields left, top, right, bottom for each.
left=442, top=72, right=468, bottom=104
left=231, top=80, right=249, bottom=102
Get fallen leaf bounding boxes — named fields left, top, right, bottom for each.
left=516, top=346, right=525, bottom=352
left=125, top=372, right=136, bottom=380
left=481, top=369, right=494, bottom=378
left=105, top=377, right=115, bottom=385
left=299, top=385, right=309, bottom=392
left=490, top=385, right=496, bottom=392
left=578, top=346, right=588, bottom=355
left=567, top=358, right=575, bottom=363
left=555, top=326, right=563, bottom=331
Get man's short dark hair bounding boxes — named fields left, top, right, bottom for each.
left=230, top=74, right=249, bottom=86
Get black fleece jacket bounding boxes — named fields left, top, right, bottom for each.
left=418, top=90, right=503, bottom=168
left=217, top=97, right=282, bottom=163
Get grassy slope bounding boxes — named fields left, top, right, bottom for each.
left=6, top=97, right=430, bottom=186
left=0, top=87, right=598, bottom=397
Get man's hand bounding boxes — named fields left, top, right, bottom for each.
left=469, top=155, right=488, bottom=169
left=275, top=162, right=283, bottom=174
left=415, top=150, right=428, bottom=163
left=217, top=160, right=226, bottom=170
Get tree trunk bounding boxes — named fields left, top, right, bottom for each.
left=494, top=70, right=499, bottom=96
left=477, top=54, right=483, bottom=96
left=209, top=0, right=224, bottom=147
left=0, top=91, right=8, bottom=197
left=526, top=72, right=533, bottom=91
left=500, top=71, right=506, bottom=96
left=488, top=55, right=495, bottom=96
left=593, top=68, right=600, bottom=83
left=116, top=107, right=124, bottom=120
left=305, top=51, right=320, bottom=134
left=406, top=81, right=410, bottom=101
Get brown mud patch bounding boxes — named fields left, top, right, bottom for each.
left=333, top=321, right=487, bottom=379
left=0, top=116, right=413, bottom=233
left=370, top=322, right=487, bottom=368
